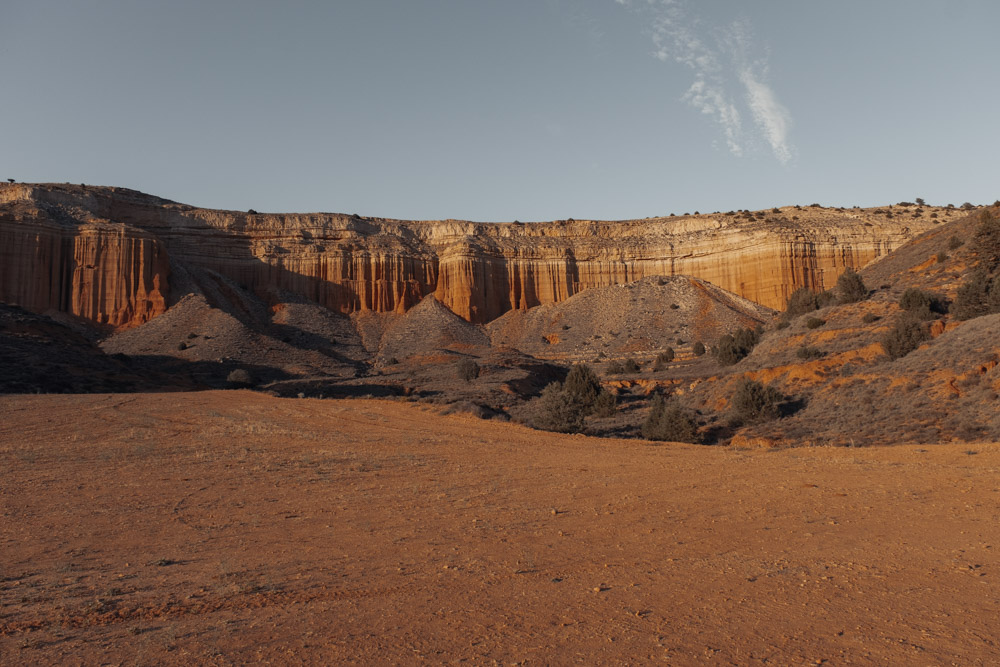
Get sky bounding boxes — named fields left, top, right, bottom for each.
left=2, top=0, right=998, bottom=221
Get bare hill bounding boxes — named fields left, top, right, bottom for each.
left=487, top=275, right=773, bottom=362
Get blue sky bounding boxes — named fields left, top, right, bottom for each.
left=2, top=1, right=997, bottom=220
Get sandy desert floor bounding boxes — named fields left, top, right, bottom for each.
left=2, top=391, right=1000, bottom=665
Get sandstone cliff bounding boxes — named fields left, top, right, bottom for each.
left=0, top=183, right=946, bottom=327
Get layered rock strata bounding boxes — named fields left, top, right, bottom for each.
left=0, top=183, right=942, bottom=327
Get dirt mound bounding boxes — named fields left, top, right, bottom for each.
left=0, top=304, right=188, bottom=393
left=375, top=295, right=490, bottom=364
left=101, top=293, right=360, bottom=385
left=487, top=275, right=773, bottom=362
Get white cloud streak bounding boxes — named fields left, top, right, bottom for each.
left=615, top=0, right=794, bottom=164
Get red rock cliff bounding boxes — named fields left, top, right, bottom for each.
left=0, top=183, right=944, bottom=325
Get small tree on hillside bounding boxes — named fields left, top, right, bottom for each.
left=530, top=363, right=615, bottom=433
left=973, top=208, right=1000, bottom=271
left=881, top=314, right=930, bottom=360
left=642, top=395, right=699, bottom=443
left=730, top=378, right=783, bottom=424
left=653, top=348, right=675, bottom=371
left=836, top=267, right=868, bottom=304
left=713, top=327, right=760, bottom=366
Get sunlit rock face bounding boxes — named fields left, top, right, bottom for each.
left=0, top=183, right=938, bottom=326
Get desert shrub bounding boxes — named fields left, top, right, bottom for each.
left=805, top=317, right=826, bottom=329
left=531, top=364, right=614, bottom=432
left=606, top=360, right=626, bottom=375
left=177, top=341, right=188, bottom=351
left=623, top=358, right=641, bottom=373
left=796, top=345, right=824, bottom=360
left=862, top=313, right=881, bottom=323
left=227, top=369, right=252, bottom=387
left=642, top=395, right=699, bottom=443
left=564, top=363, right=602, bottom=406
left=952, top=269, right=994, bottom=321
left=592, top=390, right=617, bottom=418
left=730, top=378, right=782, bottom=424
left=775, top=318, right=791, bottom=330
left=898, top=288, right=945, bottom=319
left=898, top=201, right=915, bottom=207
left=713, top=327, right=759, bottom=366
left=785, top=287, right=835, bottom=317
left=836, top=267, right=868, bottom=304
left=961, top=202, right=975, bottom=210
left=948, top=235, right=963, bottom=250
left=915, top=197, right=925, bottom=206
left=881, top=315, right=930, bottom=360
left=785, top=287, right=817, bottom=316
left=692, top=341, right=706, bottom=356
left=653, top=348, right=675, bottom=371
left=457, top=358, right=480, bottom=382
left=936, top=251, right=948, bottom=263
left=972, top=208, right=1000, bottom=271
left=530, top=383, right=587, bottom=433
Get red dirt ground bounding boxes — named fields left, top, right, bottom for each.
left=3, top=391, right=1000, bottom=664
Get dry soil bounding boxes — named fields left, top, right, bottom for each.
left=3, top=391, right=1000, bottom=664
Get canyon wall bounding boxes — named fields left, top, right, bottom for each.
left=0, top=190, right=169, bottom=328
left=0, top=183, right=942, bottom=327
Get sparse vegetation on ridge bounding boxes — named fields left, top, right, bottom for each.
left=642, top=395, right=699, bottom=443
left=529, top=363, right=616, bottom=433
left=713, top=326, right=760, bottom=366
left=730, top=378, right=782, bottom=425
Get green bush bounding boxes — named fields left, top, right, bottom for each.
left=953, top=269, right=998, bottom=321
left=836, top=267, right=868, bottom=304
left=530, top=383, right=588, bottom=433
left=805, top=317, right=826, bottom=329
left=786, top=288, right=820, bottom=316
left=713, top=326, right=759, bottom=366
left=972, top=209, right=1000, bottom=271
left=692, top=341, right=706, bottom=356
left=653, top=348, right=674, bottom=371
left=592, top=390, right=618, bottom=418
left=564, top=363, right=602, bottom=406
left=730, top=378, right=783, bottom=424
left=898, top=288, right=945, bottom=320
left=642, top=395, right=699, bottom=443
left=785, top=287, right=836, bottom=317
left=530, top=364, right=616, bottom=433
left=457, top=358, right=480, bottom=382
left=881, top=314, right=930, bottom=360
left=796, top=346, right=824, bottom=360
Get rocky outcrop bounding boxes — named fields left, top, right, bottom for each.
left=0, top=190, right=169, bottom=328
left=0, top=183, right=946, bottom=327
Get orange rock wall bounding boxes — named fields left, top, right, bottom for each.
left=0, top=212, right=169, bottom=328
left=0, top=184, right=938, bottom=325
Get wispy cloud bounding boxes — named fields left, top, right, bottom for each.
left=615, top=0, right=794, bottom=164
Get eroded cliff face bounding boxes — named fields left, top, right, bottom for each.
left=0, top=189, right=169, bottom=328
left=0, top=183, right=944, bottom=326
